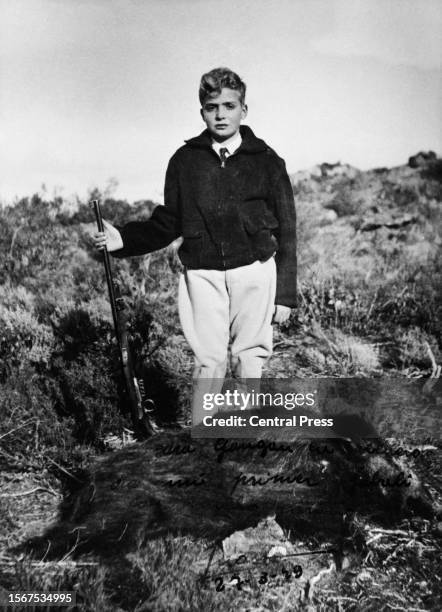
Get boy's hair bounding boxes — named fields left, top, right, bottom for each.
left=199, top=67, right=246, bottom=105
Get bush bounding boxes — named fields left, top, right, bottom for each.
left=0, top=303, right=55, bottom=380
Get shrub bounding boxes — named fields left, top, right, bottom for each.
left=0, top=365, right=83, bottom=470
left=0, top=303, right=55, bottom=380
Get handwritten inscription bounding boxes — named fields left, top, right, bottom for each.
left=202, top=564, right=303, bottom=591
left=166, top=473, right=207, bottom=487
left=230, top=470, right=320, bottom=494
left=359, top=441, right=435, bottom=460
left=214, top=438, right=297, bottom=463
left=163, top=469, right=412, bottom=492
left=346, top=470, right=412, bottom=490
left=154, top=438, right=435, bottom=462
left=155, top=442, right=196, bottom=457
left=164, top=470, right=320, bottom=491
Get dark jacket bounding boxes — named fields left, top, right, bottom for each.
left=113, top=125, right=297, bottom=307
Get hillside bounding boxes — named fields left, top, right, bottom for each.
left=279, top=152, right=442, bottom=378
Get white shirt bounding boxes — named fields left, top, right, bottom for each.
left=211, top=131, right=242, bottom=159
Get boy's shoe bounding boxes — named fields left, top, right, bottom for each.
left=176, top=416, right=193, bottom=429
left=144, top=416, right=166, bottom=435
left=146, top=415, right=186, bottom=434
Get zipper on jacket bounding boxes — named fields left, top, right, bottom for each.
left=221, top=241, right=228, bottom=268
left=213, top=147, right=233, bottom=267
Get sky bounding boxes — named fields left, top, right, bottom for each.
left=1, top=0, right=441, bottom=204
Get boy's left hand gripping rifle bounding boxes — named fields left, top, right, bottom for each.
left=91, top=199, right=160, bottom=438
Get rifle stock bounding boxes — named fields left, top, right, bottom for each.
left=91, top=199, right=157, bottom=438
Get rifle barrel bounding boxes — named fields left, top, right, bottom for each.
left=91, top=199, right=120, bottom=342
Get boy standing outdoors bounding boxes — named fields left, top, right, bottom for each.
left=94, top=67, right=297, bottom=427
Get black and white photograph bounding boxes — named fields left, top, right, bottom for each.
left=0, top=1, right=441, bottom=610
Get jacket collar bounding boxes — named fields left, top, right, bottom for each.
left=184, top=125, right=268, bottom=153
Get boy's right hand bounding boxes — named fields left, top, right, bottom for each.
left=93, top=219, right=124, bottom=252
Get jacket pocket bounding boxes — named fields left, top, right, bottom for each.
left=240, top=200, right=279, bottom=234
left=241, top=212, right=279, bottom=261
left=178, top=230, right=203, bottom=267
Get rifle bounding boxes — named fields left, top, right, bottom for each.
left=91, top=199, right=160, bottom=438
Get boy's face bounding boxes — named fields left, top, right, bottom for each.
left=200, top=88, right=247, bottom=142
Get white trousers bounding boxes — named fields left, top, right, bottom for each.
left=178, top=257, right=277, bottom=423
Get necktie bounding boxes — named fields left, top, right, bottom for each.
left=219, top=147, right=229, bottom=168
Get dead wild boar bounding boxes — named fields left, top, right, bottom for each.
left=21, top=421, right=437, bottom=560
